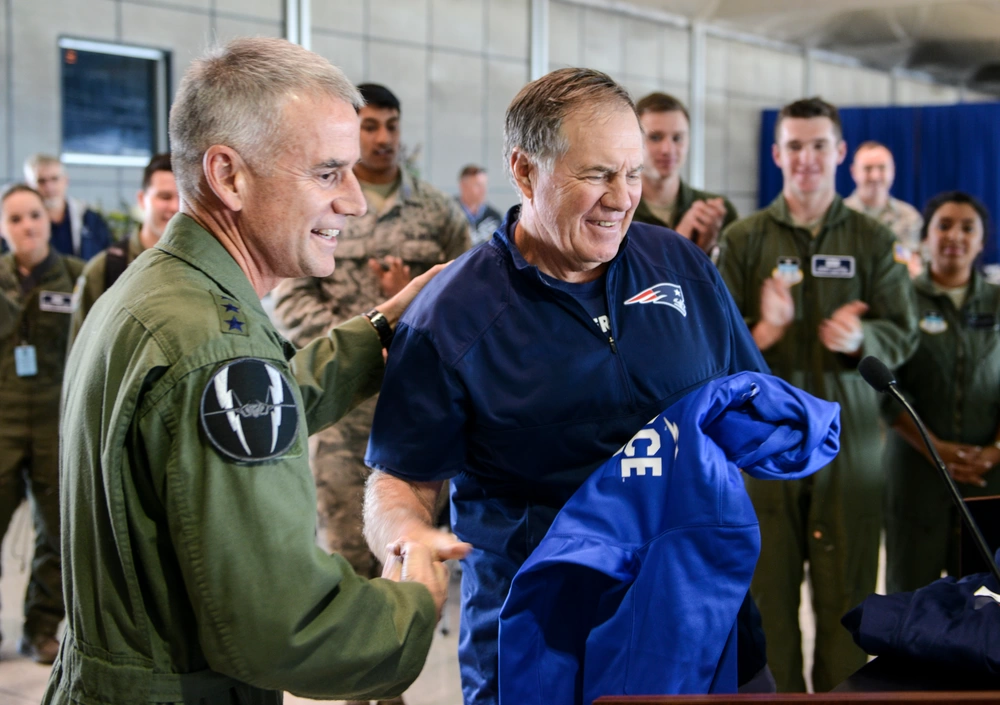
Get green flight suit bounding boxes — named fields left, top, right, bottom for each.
left=632, top=179, right=740, bottom=232
left=718, top=195, right=918, bottom=692
left=43, top=214, right=436, bottom=705
left=885, top=270, right=1000, bottom=592
left=0, top=249, right=83, bottom=643
left=68, top=229, right=146, bottom=348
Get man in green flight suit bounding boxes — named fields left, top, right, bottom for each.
left=43, top=37, right=449, bottom=705
left=717, top=97, right=918, bottom=693
left=68, top=152, right=178, bottom=347
left=632, top=92, right=739, bottom=258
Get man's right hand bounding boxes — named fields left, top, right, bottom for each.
left=674, top=198, right=727, bottom=253
left=382, top=540, right=452, bottom=620
left=760, top=276, right=794, bottom=327
left=752, top=276, right=794, bottom=350
left=375, top=261, right=451, bottom=328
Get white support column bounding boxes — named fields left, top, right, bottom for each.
left=802, top=47, right=815, bottom=96
left=285, top=0, right=300, bottom=45
left=688, top=21, right=707, bottom=189
left=530, top=0, right=550, bottom=81
left=286, top=0, right=310, bottom=48
left=300, top=0, right=311, bottom=50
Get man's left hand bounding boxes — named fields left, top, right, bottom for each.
left=368, top=256, right=412, bottom=298
left=818, top=300, right=868, bottom=355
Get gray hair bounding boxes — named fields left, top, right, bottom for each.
left=23, top=154, right=63, bottom=183
left=502, top=68, right=636, bottom=188
left=169, top=37, right=363, bottom=199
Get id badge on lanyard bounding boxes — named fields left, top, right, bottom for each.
left=14, top=344, right=37, bottom=377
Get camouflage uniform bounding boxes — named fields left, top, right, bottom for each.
left=272, top=169, right=470, bottom=577
left=843, top=192, right=923, bottom=253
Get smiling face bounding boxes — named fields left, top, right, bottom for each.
left=521, top=105, right=643, bottom=281
left=926, top=201, right=984, bottom=281
left=1, top=189, right=51, bottom=266
left=236, top=93, right=366, bottom=282
left=850, top=145, right=895, bottom=207
left=138, top=169, right=179, bottom=242
left=773, top=116, right=846, bottom=202
left=639, top=109, right=689, bottom=181
left=358, top=105, right=400, bottom=179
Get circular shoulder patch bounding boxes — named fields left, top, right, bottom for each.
left=200, top=358, right=299, bottom=462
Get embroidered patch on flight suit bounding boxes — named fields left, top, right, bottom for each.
left=893, top=243, right=912, bottom=265
left=39, top=291, right=74, bottom=313
left=811, top=255, right=855, bottom=278
left=213, top=293, right=248, bottom=336
left=919, top=311, right=948, bottom=335
left=772, top=257, right=803, bottom=286
left=200, top=358, right=299, bottom=462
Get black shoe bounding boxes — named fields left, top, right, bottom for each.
left=17, top=634, right=59, bottom=664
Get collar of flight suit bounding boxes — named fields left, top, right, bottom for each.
left=766, top=193, right=852, bottom=234
left=153, top=213, right=297, bottom=360
left=913, top=267, right=987, bottom=305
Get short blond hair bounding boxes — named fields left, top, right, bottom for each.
left=169, top=37, right=363, bottom=199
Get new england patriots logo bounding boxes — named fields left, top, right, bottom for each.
left=200, top=358, right=299, bottom=462
left=624, top=282, right=687, bottom=317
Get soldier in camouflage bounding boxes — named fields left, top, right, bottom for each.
left=845, top=141, right=924, bottom=277
left=271, top=85, right=470, bottom=687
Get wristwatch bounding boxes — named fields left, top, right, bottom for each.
left=363, top=308, right=394, bottom=349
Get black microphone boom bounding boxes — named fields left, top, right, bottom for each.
left=859, top=355, right=1000, bottom=587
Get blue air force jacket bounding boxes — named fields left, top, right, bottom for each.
left=498, top=372, right=841, bottom=705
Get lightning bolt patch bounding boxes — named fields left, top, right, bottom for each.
left=201, top=358, right=299, bottom=463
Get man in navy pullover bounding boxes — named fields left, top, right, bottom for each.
left=363, top=68, right=774, bottom=705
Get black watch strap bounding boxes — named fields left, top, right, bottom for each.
left=363, top=308, right=394, bottom=349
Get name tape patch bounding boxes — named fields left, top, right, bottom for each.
left=811, top=255, right=855, bottom=279
left=39, top=291, right=75, bottom=313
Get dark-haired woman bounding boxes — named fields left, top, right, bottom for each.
left=0, top=184, right=83, bottom=662
left=885, top=191, right=1000, bottom=592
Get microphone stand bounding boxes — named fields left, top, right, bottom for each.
left=885, top=382, right=1000, bottom=587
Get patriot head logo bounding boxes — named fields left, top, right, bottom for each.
left=624, top=282, right=686, bottom=317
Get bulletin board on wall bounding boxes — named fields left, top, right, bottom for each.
left=758, top=102, right=1000, bottom=265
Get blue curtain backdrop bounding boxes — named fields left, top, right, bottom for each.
left=758, top=103, right=1000, bottom=263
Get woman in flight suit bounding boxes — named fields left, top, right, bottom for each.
left=0, top=184, right=83, bottom=662
left=885, top=191, right=1000, bottom=592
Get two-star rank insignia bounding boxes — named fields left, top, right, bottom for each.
left=200, top=358, right=299, bottom=462
left=213, top=293, right=248, bottom=336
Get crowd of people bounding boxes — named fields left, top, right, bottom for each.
left=0, top=35, right=996, bottom=705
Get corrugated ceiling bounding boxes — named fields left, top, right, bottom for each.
left=619, top=0, right=1000, bottom=92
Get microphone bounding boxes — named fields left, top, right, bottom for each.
left=859, top=355, right=1000, bottom=587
